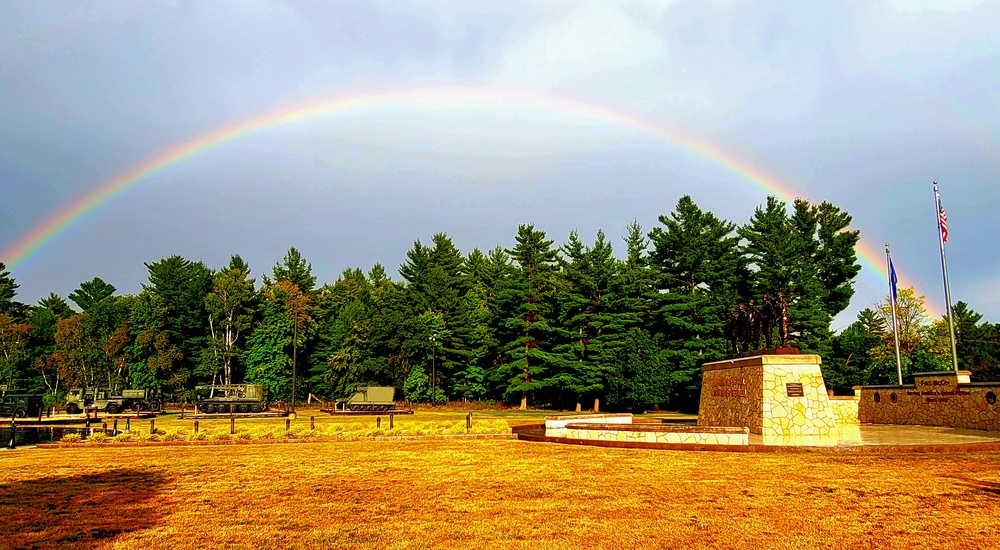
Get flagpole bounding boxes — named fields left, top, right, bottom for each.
left=933, top=180, right=959, bottom=372
left=886, top=244, right=903, bottom=385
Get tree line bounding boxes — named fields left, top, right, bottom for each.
left=1, top=195, right=996, bottom=411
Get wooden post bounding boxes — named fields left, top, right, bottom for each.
left=194, top=420, right=199, bottom=434
left=593, top=398, right=600, bottom=413
left=37, top=407, right=43, bottom=421
left=376, top=417, right=381, bottom=428
left=125, top=417, right=130, bottom=432
left=285, top=418, right=290, bottom=432
left=85, top=409, right=91, bottom=428
left=310, top=416, right=315, bottom=430
left=102, top=422, right=108, bottom=434
left=230, top=416, right=235, bottom=435
left=389, top=414, right=394, bottom=429
left=466, top=412, right=472, bottom=433
left=150, top=419, right=155, bottom=434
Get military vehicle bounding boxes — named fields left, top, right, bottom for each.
left=334, top=386, right=396, bottom=411
left=64, top=387, right=163, bottom=415
left=194, top=384, right=268, bottom=414
left=1, top=387, right=44, bottom=418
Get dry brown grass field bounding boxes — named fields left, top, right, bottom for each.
left=3, top=433, right=1000, bottom=550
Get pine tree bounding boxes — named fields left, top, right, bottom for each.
left=497, top=224, right=561, bottom=409
left=552, top=230, right=624, bottom=411
left=618, top=221, right=658, bottom=330
left=142, top=256, right=213, bottom=397
left=0, top=262, right=19, bottom=315
left=266, top=247, right=317, bottom=295
left=649, top=196, right=744, bottom=408
left=68, top=277, right=116, bottom=311
left=739, top=197, right=849, bottom=358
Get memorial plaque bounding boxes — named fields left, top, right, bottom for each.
left=785, top=383, right=804, bottom=397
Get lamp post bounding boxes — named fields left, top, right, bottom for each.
left=430, top=333, right=436, bottom=404
left=291, top=313, right=297, bottom=414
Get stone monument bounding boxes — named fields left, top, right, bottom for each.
left=698, top=354, right=839, bottom=439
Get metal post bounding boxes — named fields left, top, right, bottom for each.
left=7, top=421, right=15, bottom=449
left=85, top=409, right=91, bottom=428
left=934, top=181, right=960, bottom=372
left=102, top=422, right=108, bottom=434
left=125, top=417, right=131, bottom=432
left=113, top=419, right=118, bottom=436
left=886, top=245, right=903, bottom=385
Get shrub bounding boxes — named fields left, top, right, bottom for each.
left=60, top=433, right=82, bottom=444
left=112, top=432, right=136, bottom=443
left=163, top=429, right=187, bottom=442
left=87, top=432, right=109, bottom=444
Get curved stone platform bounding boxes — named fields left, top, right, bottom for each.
left=514, top=422, right=1000, bottom=453
left=564, top=422, right=749, bottom=445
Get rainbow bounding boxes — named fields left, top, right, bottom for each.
left=2, top=86, right=918, bottom=311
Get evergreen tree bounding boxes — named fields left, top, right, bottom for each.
left=606, top=328, right=678, bottom=411
left=553, top=230, right=624, bottom=411
left=398, top=233, right=471, bottom=401
left=497, top=224, right=561, bottom=409
left=68, top=277, right=116, bottom=311
left=266, top=247, right=317, bottom=295
left=38, top=294, right=74, bottom=318
left=0, top=262, right=19, bottom=315
left=618, top=221, right=657, bottom=330
left=649, top=196, right=744, bottom=409
left=143, top=256, right=213, bottom=397
left=827, top=309, right=882, bottom=393
left=738, top=196, right=860, bottom=359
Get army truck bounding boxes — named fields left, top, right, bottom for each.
left=334, top=386, right=396, bottom=412
left=195, top=384, right=268, bottom=414
left=64, top=387, right=163, bottom=415
left=1, top=386, right=44, bottom=418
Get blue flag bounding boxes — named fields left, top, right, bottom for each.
left=889, top=257, right=898, bottom=302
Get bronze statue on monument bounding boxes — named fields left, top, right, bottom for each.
left=725, top=292, right=796, bottom=358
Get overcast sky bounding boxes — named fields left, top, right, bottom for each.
left=2, top=1, right=998, bottom=328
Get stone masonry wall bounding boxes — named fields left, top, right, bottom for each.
left=699, top=355, right=839, bottom=437
left=858, top=371, right=1000, bottom=430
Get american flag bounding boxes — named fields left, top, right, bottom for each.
left=938, top=197, right=949, bottom=243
